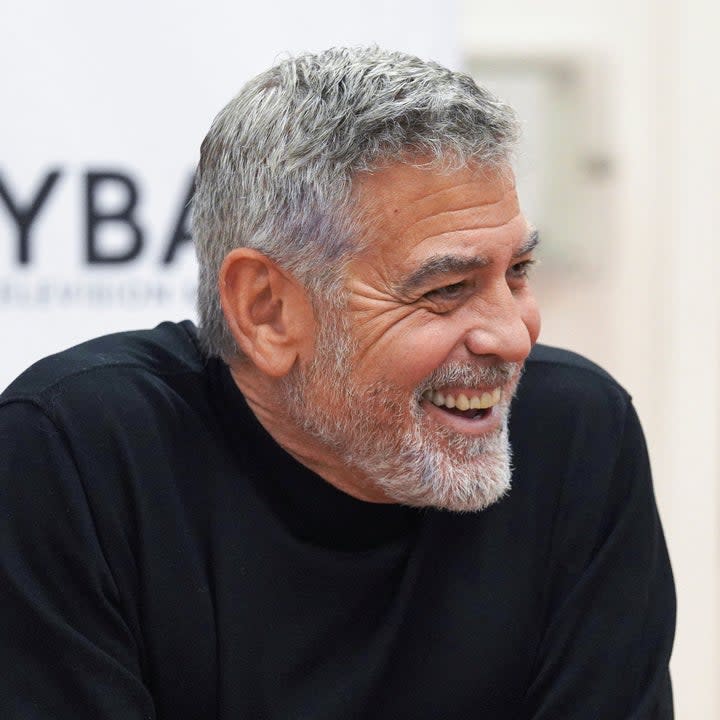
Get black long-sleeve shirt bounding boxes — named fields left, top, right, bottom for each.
left=0, top=321, right=675, bottom=718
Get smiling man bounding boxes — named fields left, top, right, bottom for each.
left=0, top=48, right=674, bottom=719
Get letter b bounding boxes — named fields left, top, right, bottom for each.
left=85, top=171, right=143, bottom=263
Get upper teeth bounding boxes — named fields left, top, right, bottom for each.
left=422, top=387, right=502, bottom=411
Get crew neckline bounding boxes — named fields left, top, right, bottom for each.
left=208, top=357, right=421, bottom=551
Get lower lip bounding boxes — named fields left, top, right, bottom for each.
left=420, top=398, right=502, bottom=436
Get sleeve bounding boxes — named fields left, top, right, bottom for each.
left=519, top=400, right=675, bottom=719
left=0, top=400, right=156, bottom=719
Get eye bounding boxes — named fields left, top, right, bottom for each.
left=423, top=281, right=468, bottom=301
left=508, top=258, right=536, bottom=280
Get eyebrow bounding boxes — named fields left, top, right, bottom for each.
left=515, top=228, right=540, bottom=258
left=396, top=229, right=540, bottom=295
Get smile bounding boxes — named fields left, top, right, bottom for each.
left=421, top=387, right=502, bottom=412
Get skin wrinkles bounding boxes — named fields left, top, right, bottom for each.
left=398, top=177, right=513, bottom=214
left=389, top=178, right=519, bottom=236
left=352, top=170, right=525, bottom=276
left=395, top=254, right=492, bottom=299
left=344, top=168, right=538, bottom=373
left=395, top=227, right=538, bottom=299
left=403, top=202, right=521, bottom=246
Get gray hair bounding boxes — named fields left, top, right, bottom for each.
left=192, top=46, right=520, bottom=359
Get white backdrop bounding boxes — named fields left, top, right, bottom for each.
left=0, top=0, right=458, bottom=388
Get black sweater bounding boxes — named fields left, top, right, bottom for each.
left=0, top=321, right=675, bottom=719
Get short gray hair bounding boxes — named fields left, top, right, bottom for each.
left=192, top=46, right=519, bottom=359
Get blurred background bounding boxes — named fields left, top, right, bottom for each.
left=1, top=0, right=717, bottom=715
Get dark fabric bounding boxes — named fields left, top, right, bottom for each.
left=0, top=321, right=675, bottom=719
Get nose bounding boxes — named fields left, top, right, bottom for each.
left=463, top=284, right=540, bottom=364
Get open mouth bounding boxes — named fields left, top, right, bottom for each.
left=421, top=387, right=502, bottom=421
left=435, top=405, right=491, bottom=420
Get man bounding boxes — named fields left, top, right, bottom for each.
left=0, top=47, right=674, bottom=718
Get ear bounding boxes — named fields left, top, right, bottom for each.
left=219, top=248, right=314, bottom=377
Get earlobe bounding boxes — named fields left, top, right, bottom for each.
left=219, top=248, right=313, bottom=377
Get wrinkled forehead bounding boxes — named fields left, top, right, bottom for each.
left=350, top=162, right=525, bottom=266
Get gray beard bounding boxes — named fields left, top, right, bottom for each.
left=281, top=311, right=519, bottom=512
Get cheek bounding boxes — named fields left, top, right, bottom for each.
left=356, top=319, right=462, bottom=386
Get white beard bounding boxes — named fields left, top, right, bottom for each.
left=364, top=402, right=514, bottom=512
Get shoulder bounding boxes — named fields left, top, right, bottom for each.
left=1, top=320, right=204, bottom=402
left=507, top=346, right=659, bottom=577
left=522, top=343, right=626, bottom=398
left=0, top=321, right=205, bottom=418
left=0, top=321, right=220, bottom=537
left=0, top=321, right=212, bottom=452
left=514, top=343, right=631, bottom=436
left=508, top=345, right=652, bottom=546
left=509, top=344, right=640, bottom=497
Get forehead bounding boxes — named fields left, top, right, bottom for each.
left=352, top=162, right=526, bottom=270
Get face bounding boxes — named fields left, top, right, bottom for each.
left=283, top=162, right=541, bottom=511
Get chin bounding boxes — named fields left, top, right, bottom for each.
left=361, top=422, right=514, bottom=513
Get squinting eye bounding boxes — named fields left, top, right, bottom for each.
left=424, top=281, right=467, bottom=300
left=508, top=259, right=536, bottom=279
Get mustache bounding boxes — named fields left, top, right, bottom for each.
left=417, top=361, right=522, bottom=395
